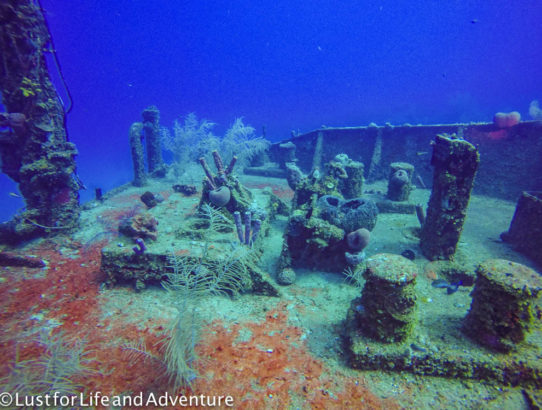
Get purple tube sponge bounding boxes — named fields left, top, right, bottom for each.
left=225, top=156, right=237, bottom=175
left=250, top=219, right=262, bottom=245
left=234, top=211, right=244, bottom=244
left=132, top=237, right=146, bottom=255
left=243, top=211, right=252, bottom=245
left=199, top=157, right=217, bottom=189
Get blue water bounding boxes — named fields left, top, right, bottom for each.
left=1, top=0, right=542, bottom=221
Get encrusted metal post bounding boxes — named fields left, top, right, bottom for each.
left=129, top=122, right=146, bottom=186
left=356, top=253, right=418, bottom=343
left=142, top=105, right=165, bottom=177
left=462, top=259, right=542, bottom=352
left=420, top=134, right=479, bottom=260
left=386, top=162, right=414, bottom=201
left=0, top=0, right=80, bottom=243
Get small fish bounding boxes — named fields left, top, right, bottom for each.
left=431, top=279, right=463, bottom=294
left=431, top=279, right=450, bottom=288
left=446, top=282, right=461, bottom=294
left=410, top=343, right=427, bottom=353
left=8, top=192, right=22, bottom=198
left=416, top=151, right=428, bottom=156
left=355, top=304, right=365, bottom=314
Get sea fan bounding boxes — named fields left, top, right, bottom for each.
left=163, top=114, right=270, bottom=179
left=220, top=117, right=270, bottom=170
left=0, top=331, right=95, bottom=400
left=162, top=113, right=219, bottom=177
left=158, top=204, right=252, bottom=390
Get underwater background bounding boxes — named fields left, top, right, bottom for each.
left=1, top=0, right=542, bottom=219
left=2, top=1, right=542, bottom=408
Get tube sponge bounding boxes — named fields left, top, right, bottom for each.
left=251, top=219, right=262, bottom=245
left=234, top=211, right=244, bottom=244
left=243, top=212, right=252, bottom=245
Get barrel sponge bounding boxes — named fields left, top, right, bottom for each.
left=317, top=195, right=378, bottom=232
left=340, top=198, right=378, bottom=232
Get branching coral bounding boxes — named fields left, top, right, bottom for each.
left=0, top=331, right=95, bottom=400
left=221, top=118, right=270, bottom=170
left=156, top=205, right=252, bottom=389
left=162, top=114, right=270, bottom=178
left=161, top=113, right=219, bottom=177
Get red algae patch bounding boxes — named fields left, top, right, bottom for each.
left=1, top=237, right=392, bottom=409
left=109, top=193, right=144, bottom=205
left=99, top=206, right=143, bottom=233
left=83, top=321, right=169, bottom=398
left=0, top=240, right=105, bottom=334
left=0, top=240, right=106, bottom=375
left=244, top=182, right=294, bottom=201
left=194, top=302, right=396, bottom=409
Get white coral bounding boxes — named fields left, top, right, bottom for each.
left=220, top=117, right=270, bottom=170
left=163, top=114, right=270, bottom=178
left=162, top=113, right=219, bottom=177
left=529, top=100, right=542, bottom=120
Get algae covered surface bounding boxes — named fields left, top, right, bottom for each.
left=0, top=174, right=540, bottom=409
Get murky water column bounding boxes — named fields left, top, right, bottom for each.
left=420, top=134, right=480, bottom=260
left=462, top=259, right=542, bottom=352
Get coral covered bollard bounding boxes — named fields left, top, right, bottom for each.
left=420, top=134, right=479, bottom=260
left=278, top=141, right=297, bottom=168
left=142, top=105, right=166, bottom=177
left=386, top=162, right=414, bottom=201
left=326, top=154, right=365, bottom=199
left=462, top=259, right=542, bottom=353
left=129, top=122, right=146, bottom=186
left=356, top=253, right=418, bottom=343
left=501, top=191, right=542, bottom=266
left=341, top=160, right=364, bottom=199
